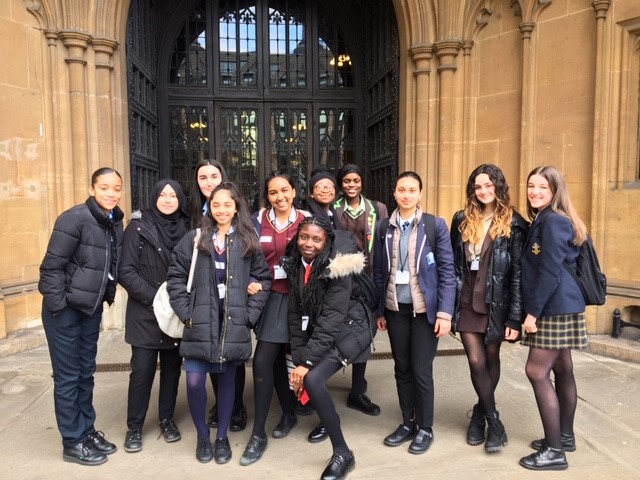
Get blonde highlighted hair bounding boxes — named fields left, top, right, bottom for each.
left=459, top=164, right=514, bottom=244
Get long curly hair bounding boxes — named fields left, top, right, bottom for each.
left=198, top=181, right=261, bottom=257
left=459, top=164, right=514, bottom=244
left=283, top=216, right=336, bottom=320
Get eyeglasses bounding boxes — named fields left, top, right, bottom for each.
left=314, top=184, right=335, bottom=191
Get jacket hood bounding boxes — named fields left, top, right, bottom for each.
left=327, top=251, right=366, bottom=279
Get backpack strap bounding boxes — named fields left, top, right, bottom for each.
left=422, top=213, right=437, bottom=261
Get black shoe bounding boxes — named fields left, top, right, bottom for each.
left=383, top=424, right=416, bottom=447
left=408, top=428, right=433, bottom=454
left=272, top=414, right=297, bottom=439
left=239, top=434, right=267, bottom=466
left=308, top=423, right=329, bottom=443
left=484, top=411, right=508, bottom=453
left=466, top=404, right=486, bottom=446
left=294, top=399, right=315, bottom=416
left=321, top=450, right=355, bottom=480
left=230, top=406, right=247, bottom=432
left=207, top=404, right=218, bottom=428
left=530, top=433, right=576, bottom=452
left=196, top=436, right=213, bottom=463
left=63, top=440, right=108, bottom=466
left=159, top=418, right=181, bottom=443
left=214, top=437, right=232, bottom=464
left=346, top=393, right=381, bottom=416
left=519, top=446, right=568, bottom=470
left=124, top=428, right=143, bottom=453
left=87, top=431, right=117, bottom=455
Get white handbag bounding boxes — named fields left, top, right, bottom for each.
left=153, top=229, right=201, bottom=339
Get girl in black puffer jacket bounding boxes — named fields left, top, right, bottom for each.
left=450, top=164, right=528, bottom=454
left=282, top=216, right=374, bottom=480
left=38, top=167, right=124, bottom=467
left=166, top=182, right=270, bottom=464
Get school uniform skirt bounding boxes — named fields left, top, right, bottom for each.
left=521, top=312, right=588, bottom=350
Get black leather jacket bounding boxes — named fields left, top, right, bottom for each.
left=450, top=210, right=528, bottom=342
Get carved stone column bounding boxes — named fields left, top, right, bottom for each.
left=59, top=31, right=92, bottom=203
left=92, top=38, right=119, bottom=173
left=518, top=21, right=536, bottom=207
left=434, top=40, right=463, bottom=212
left=408, top=45, right=433, bottom=187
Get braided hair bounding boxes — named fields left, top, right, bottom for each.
left=283, top=215, right=336, bottom=321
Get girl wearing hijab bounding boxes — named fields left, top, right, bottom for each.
left=119, top=179, right=190, bottom=453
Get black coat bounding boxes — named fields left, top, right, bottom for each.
left=39, top=196, right=124, bottom=315
left=119, top=211, right=180, bottom=349
left=450, top=210, right=528, bottom=342
left=166, top=229, right=271, bottom=364
left=285, top=231, right=373, bottom=368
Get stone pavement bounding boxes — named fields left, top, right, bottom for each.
left=1, top=328, right=640, bottom=480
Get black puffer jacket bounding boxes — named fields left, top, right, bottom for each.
left=119, top=211, right=180, bottom=348
left=39, top=196, right=124, bottom=315
left=166, top=228, right=271, bottom=363
left=450, top=210, right=528, bottom=342
left=285, top=231, right=374, bottom=368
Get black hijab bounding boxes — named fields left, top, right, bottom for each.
left=148, top=179, right=190, bottom=254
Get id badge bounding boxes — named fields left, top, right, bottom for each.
left=301, top=315, right=309, bottom=331
left=217, top=283, right=226, bottom=299
left=273, top=264, right=287, bottom=280
left=395, top=270, right=410, bottom=285
left=470, top=258, right=480, bottom=271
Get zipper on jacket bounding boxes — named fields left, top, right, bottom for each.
left=218, top=235, right=230, bottom=363
left=92, top=229, right=111, bottom=315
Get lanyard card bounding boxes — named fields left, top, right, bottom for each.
left=395, top=269, right=410, bottom=285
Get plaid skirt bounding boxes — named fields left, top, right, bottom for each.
left=521, top=312, right=588, bottom=350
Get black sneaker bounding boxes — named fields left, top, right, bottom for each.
left=124, top=428, right=142, bottom=453
left=347, top=393, right=381, bottom=416
left=230, top=406, right=247, bottom=432
left=86, top=431, right=117, bottom=455
left=530, top=433, right=576, bottom=452
left=159, top=418, right=181, bottom=443
left=63, top=440, right=108, bottom=466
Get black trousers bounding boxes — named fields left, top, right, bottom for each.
left=126, top=345, right=182, bottom=429
left=385, top=304, right=439, bottom=429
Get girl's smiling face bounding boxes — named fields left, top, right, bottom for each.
left=527, top=174, right=553, bottom=211
left=297, top=224, right=328, bottom=263
left=89, top=172, right=123, bottom=212
left=210, top=188, right=236, bottom=228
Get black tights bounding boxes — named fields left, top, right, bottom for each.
left=251, top=341, right=294, bottom=437
left=304, top=357, right=349, bottom=455
left=461, top=332, right=501, bottom=414
left=525, top=348, right=577, bottom=449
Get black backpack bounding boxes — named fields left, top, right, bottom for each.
left=564, top=235, right=607, bottom=306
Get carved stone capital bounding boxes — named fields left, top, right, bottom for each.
left=592, top=0, right=612, bottom=21
left=409, top=44, right=433, bottom=76
left=519, top=22, right=536, bottom=40
left=434, top=40, right=463, bottom=72
left=93, top=37, right=119, bottom=70
left=59, top=31, right=92, bottom=66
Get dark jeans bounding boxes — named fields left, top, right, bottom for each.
left=42, top=303, right=102, bottom=448
left=385, top=304, right=439, bottom=429
left=127, top=345, right=182, bottom=429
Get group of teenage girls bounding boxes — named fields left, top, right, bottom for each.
left=38, top=160, right=589, bottom=478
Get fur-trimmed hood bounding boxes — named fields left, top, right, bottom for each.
left=327, top=251, right=367, bottom=279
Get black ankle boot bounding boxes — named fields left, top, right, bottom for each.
left=484, top=410, right=508, bottom=453
left=519, top=446, right=568, bottom=471
left=466, top=404, right=485, bottom=445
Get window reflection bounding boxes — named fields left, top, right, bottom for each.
left=318, top=108, right=355, bottom=170
left=270, top=109, right=307, bottom=200
left=169, top=1, right=207, bottom=85
left=268, top=1, right=305, bottom=89
left=169, top=105, right=210, bottom=196
left=219, top=1, right=257, bottom=88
